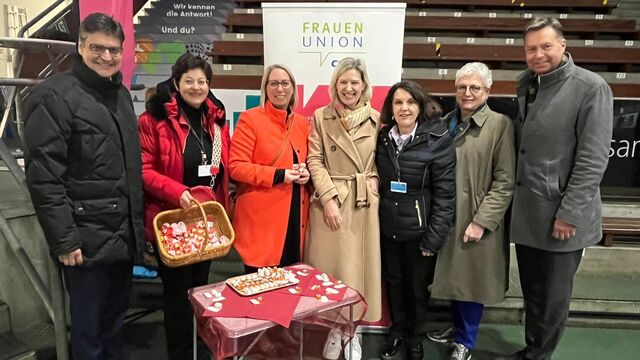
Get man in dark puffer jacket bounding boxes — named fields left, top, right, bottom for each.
left=23, top=13, right=144, bottom=359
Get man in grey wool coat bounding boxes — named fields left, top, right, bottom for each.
left=503, top=17, right=613, bottom=360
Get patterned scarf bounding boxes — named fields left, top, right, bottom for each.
left=335, top=99, right=372, bottom=136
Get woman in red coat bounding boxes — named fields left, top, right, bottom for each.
left=230, top=64, right=310, bottom=273
left=138, top=53, right=230, bottom=359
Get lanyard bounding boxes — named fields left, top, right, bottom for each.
left=181, top=109, right=223, bottom=186
left=183, top=110, right=210, bottom=165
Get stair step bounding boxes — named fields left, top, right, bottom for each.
left=0, top=331, right=36, bottom=360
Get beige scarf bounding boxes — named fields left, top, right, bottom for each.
left=336, top=100, right=372, bottom=136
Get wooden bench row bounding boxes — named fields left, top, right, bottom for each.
left=207, top=64, right=640, bottom=82
left=601, top=217, right=640, bottom=247
left=226, top=13, right=639, bottom=40
left=221, top=33, right=639, bottom=48
left=234, top=0, right=619, bottom=13
left=236, top=8, right=618, bottom=20
left=209, top=39, right=640, bottom=72
left=204, top=72, right=640, bottom=98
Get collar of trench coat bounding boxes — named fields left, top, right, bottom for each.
left=320, top=104, right=379, bottom=172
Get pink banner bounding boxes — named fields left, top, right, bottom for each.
left=79, top=0, right=134, bottom=88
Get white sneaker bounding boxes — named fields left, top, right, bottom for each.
left=323, top=329, right=342, bottom=360
left=343, top=333, right=362, bottom=360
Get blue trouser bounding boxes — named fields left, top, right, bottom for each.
left=452, top=300, right=485, bottom=349
left=63, top=261, right=132, bottom=360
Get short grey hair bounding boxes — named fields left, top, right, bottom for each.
left=260, top=64, right=298, bottom=110
left=329, top=57, right=372, bottom=108
left=455, top=62, right=493, bottom=89
left=524, top=17, right=564, bottom=39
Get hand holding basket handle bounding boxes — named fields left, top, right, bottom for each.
left=179, top=190, right=195, bottom=210
left=154, top=199, right=235, bottom=268
left=180, top=185, right=219, bottom=210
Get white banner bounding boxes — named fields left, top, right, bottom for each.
left=263, top=2, right=406, bottom=115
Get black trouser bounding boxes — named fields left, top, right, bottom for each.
left=382, top=235, right=437, bottom=344
left=63, top=261, right=132, bottom=360
left=515, top=244, right=583, bottom=360
left=156, top=253, right=211, bottom=360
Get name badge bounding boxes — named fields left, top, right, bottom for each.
left=198, top=164, right=212, bottom=177
left=390, top=181, right=407, bottom=193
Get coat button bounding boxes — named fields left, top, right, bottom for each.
left=520, top=149, right=526, bottom=154
left=330, top=145, right=337, bottom=151
left=516, top=181, right=523, bottom=186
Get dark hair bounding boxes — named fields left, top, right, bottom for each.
left=380, top=81, right=438, bottom=126
left=171, top=53, right=213, bottom=84
left=524, top=17, right=564, bottom=39
left=78, top=12, right=124, bottom=44
left=426, top=96, right=443, bottom=119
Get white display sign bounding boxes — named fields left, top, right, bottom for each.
left=262, top=2, right=406, bottom=115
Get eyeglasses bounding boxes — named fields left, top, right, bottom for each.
left=268, top=80, right=292, bottom=89
left=88, top=43, right=123, bottom=56
left=455, top=85, right=484, bottom=95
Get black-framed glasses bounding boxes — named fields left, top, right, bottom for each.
left=88, top=43, right=123, bottom=56
left=455, top=85, right=484, bottom=95
left=268, top=80, right=292, bottom=89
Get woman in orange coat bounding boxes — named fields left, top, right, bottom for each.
left=229, top=64, right=310, bottom=273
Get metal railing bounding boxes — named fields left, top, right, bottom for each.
left=0, top=37, right=75, bottom=139
left=16, top=0, right=69, bottom=38
left=1, top=24, right=74, bottom=360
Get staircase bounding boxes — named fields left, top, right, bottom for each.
left=132, top=0, right=236, bottom=116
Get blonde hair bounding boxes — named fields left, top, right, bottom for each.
left=260, top=64, right=298, bottom=110
left=329, top=57, right=372, bottom=108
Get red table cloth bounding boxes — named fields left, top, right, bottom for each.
left=188, top=263, right=367, bottom=359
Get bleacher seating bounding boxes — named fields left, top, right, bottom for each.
left=210, top=38, right=640, bottom=70
left=601, top=217, right=640, bottom=246
left=235, top=0, right=619, bottom=13
left=225, top=12, right=639, bottom=40
left=210, top=1, right=639, bottom=100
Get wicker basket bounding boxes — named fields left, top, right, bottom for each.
left=153, top=200, right=235, bottom=268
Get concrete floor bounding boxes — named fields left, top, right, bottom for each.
left=2, top=156, right=640, bottom=359
left=120, top=310, right=640, bottom=360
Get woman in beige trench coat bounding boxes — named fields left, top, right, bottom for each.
left=428, top=62, right=516, bottom=360
left=305, top=57, right=381, bottom=360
